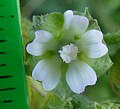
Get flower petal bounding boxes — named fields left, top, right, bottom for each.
left=66, top=59, right=97, bottom=93
left=35, top=30, right=53, bottom=43
left=26, top=30, right=53, bottom=56
left=76, top=30, right=108, bottom=58
left=26, top=41, right=45, bottom=56
left=32, top=57, right=61, bottom=91
left=85, top=43, right=108, bottom=58
left=63, top=10, right=89, bottom=39
left=80, top=30, right=103, bottom=43
left=63, top=10, right=73, bottom=30
left=71, top=15, right=89, bottom=35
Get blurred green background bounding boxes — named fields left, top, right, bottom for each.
left=20, top=0, right=120, bottom=33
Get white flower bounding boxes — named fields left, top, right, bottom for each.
left=58, top=43, right=78, bottom=63
left=26, top=10, right=108, bottom=93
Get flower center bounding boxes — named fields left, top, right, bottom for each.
left=58, top=43, right=78, bottom=63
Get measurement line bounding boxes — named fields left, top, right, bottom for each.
left=0, top=15, right=14, bottom=18
left=0, top=16, right=4, bottom=18
left=0, top=87, right=16, bottom=92
left=0, top=64, right=6, bottom=67
left=3, top=100, right=12, bottom=103
left=0, top=28, right=4, bottom=31
left=0, top=52, right=6, bottom=54
left=0, top=75, right=13, bottom=79
left=11, top=15, right=14, bottom=18
left=0, top=40, right=6, bottom=43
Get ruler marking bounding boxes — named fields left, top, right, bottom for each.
left=0, top=16, right=4, bottom=18
left=0, top=0, right=29, bottom=108
left=3, top=100, right=12, bottom=103
left=10, top=15, right=14, bottom=18
left=0, top=15, right=14, bottom=18
left=0, top=87, right=16, bottom=92
left=0, top=64, right=6, bottom=67
left=0, top=75, right=13, bottom=79
left=0, top=28, right=4, bottom=31
left=0, top=52, right=6, bottom=54
left=0, top=40, right=6, bottom=42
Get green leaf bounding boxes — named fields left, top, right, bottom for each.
left=42, top=93, right=64, bottom=109
left=87, top=55, right=113, bottom=77
left=104, top=31, right=120, bottom=97
left=94, top=99, right=120, bottom=109
left=104, top=31, right=120, bottom=45
left=71, top=94, right=94, bottom=109
left=109, top=49, right=120, bottom=97
left=104, top=31, right=120, bottom=56
left=32, top=12, right=64, bottom=36
left=94, top=102, right=102, bottom=109
left=27, top=76, right=46, bottom=109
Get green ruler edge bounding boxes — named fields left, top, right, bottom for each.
left=0, top=0, right=29, bottom=109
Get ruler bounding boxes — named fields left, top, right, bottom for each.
left=0, top=0, right=29, bottom=109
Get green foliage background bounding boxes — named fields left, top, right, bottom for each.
left=21, top=0, right=120, bottom=109
left=21, top=0, right=120, bottom=33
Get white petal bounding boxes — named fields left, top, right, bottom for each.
left=76, top=30, right=108, bottom=58
left=26, top=41, right=45, bottom=56
left=26, top=30, right=53, bottom=56
left=85, top=43, right=108, bottom=58
left=71, top=15, right=89, bottom=35
left=80, top=30, right=103, bottom=43
left=35, top=30, right=53, bottom=43
left=63, top=10, right=73, bottom=30
left=76, top=60, right=97, bottom=86
left=32, top=60, right=48, bottom=81
left=66, top=65, right=86, bottom=93
left=66, top=59, right=97, bottom=93
left=32, top=57, right=61, bottom=91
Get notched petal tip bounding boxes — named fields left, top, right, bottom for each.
left=26, top=42, right=43, bottom=56
left=35, top=30, right=53, bottom=42
left=77, top=29, right=108, bottom=58
left=64, top=10, right=73, bottom=15
left=81, top=29, right=103, bottom=44
left=32, top=58, right=61, bottom=91
left=63, top=10, right=73, bottom=30
left=71, top=15, right=89, bottom=35
left=66, top=59, right=97, bottom=94
left=87, top=43, right=108, bottom=58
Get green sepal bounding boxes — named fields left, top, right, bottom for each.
left=32, top=12, right=64, bottom=36
left=53, top=63, right=72, bottom=100
left=84, top=8, right=100, bottom=30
